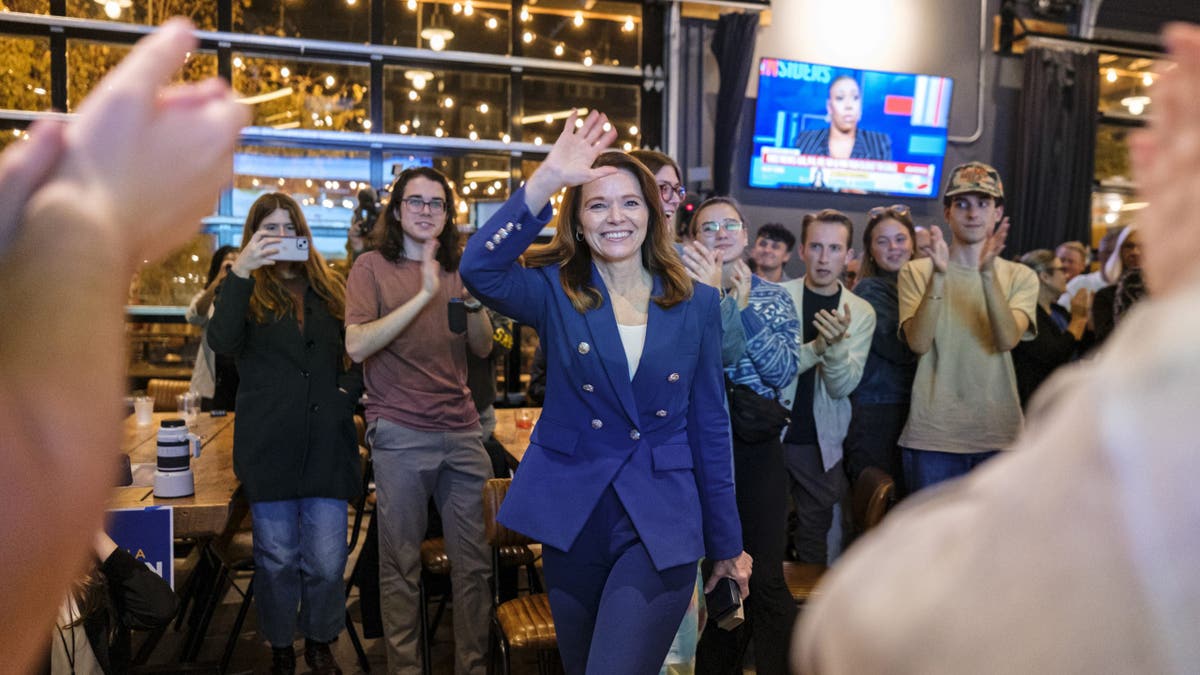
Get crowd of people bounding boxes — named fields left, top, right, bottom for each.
left=4, top=15, right=1200, bottom=675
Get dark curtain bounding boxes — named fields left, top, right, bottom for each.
left=1010, top=47, right=1099, bottom=255
left=710, top=12, right=759, bottom=195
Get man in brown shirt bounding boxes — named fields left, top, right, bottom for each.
left=346, top=167, right=493, bottom=675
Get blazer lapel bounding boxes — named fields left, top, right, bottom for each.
left=583, top=265, right=641, bottom=426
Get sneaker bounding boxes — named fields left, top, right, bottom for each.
left=270, top=646, right=296, bottom=675
left=304, top=639, right=343, bottom=675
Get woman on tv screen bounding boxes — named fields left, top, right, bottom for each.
left=795, top=75, right=892, bottom=161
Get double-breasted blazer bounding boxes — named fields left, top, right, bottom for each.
left=460, top=187, right=742, bottom=571
left=207, top=273, right=363, bottom=503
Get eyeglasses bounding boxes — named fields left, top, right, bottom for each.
left=401, top=196, right=447, bottom=215
left=658, top=182, right=686, bottom=202
left=868, top=204, right=912, bottom=219
left=698, top=218, right=744, bottom=234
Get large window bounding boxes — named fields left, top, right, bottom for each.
left=233, top=54, right=370, bottom=132
left=1, top=35, right=51, bottom=112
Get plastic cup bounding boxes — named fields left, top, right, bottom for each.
left=134, top=396, right=154, bottom=426
left=515, top=409, right=534, bottom=430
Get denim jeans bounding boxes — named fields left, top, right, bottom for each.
left=250, top=497, right=349, bottom=647
left=902, top=448, right=999, bottom=493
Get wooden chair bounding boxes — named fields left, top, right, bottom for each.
left=783, top=561, right=827, bottom=606
left=851, top=466, right=896, bottom=536
left=147, top=378, right=191, bottom=412
left=482, top=478, right=558, bottom=675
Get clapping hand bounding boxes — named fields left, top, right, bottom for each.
left=420, top=239, right=441, bottom=296
left=979, top=217, right=1010, bottom=272
left=921, top=225, right=950, bottom=273
left=814, top=304, right=852, bottom=347
left=524, top=109, right=619, bottom=212
left=681, top=240, right=723, bottom=289
left=728, top=259, right=752, bottom=311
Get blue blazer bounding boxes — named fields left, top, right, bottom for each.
left=460, top=188, right=743, bottom=571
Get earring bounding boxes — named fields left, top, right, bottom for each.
left=575, top=229, right=583, bottom=242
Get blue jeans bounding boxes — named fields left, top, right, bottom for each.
left=250, top=497, right=349, bottom=647
left=902, top=448, right=998, bottom=493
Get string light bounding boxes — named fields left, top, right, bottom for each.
left=1143, top=73, right=1154, bottom=86
left=478, top=103, right=489, bottom=113
left=443, top=96, right=454, bottom=107
left=502, top=133, right=511, bottom=143
left=486, top=17, right=498, bottom=29
left=622, top=142, right=632, bottom=151
left=534, top=136, right=543, bottom=145
left=522, top=31, right=534, bottom=44
left=573, top=11, right=584, bottom=27
left=452, top=2, right=461, bottom=14
left=279, top=66, right=290, bottom=78
left=629, top=125, right=639, bottom=135
left=464, top=1, right=473, bottom=16
left=325, top=75, right=336, bottom=87
left=1106, top=68, right=1117, bottom=83
left=406, top=0, right=416, bottom=10
left=622, top=16, right=635, bottom=32
left=363, top=119, right=372, bottom=130
left=583, top=54, right=594, bottom=67
left=554, top=43, right=564, bottom=57
left=232, top=56, right=244, bottom=69
left=469, top=130, right=478, bottom=140
left=409, top=90, right=419, bottom=100
left=520, top=6, right=529, bottom=21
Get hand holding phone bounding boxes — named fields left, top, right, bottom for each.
left=267, top=235, right=310, bottom=261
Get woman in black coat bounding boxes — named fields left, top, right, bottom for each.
left=208, top=192, right=362, bottom=675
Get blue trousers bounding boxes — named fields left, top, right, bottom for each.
left=541, top=487, right=696, bottom=675
left=250, top=497, right=348, bottom=647
left=902, top=447, right=998, bottom=493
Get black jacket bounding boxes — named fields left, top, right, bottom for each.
left=42, top=548, right=179, bottom=675
left=207, top=273, right=363, bottom=503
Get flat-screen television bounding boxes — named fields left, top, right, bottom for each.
left=748, top=57, right=954, bottom=198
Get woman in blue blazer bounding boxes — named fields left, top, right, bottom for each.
left=460, top=110, right=751, bottom=674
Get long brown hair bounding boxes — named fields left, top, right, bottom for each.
left=239, top=193, right=347, bottom=324
left=377, top=166, right=462, bottom=271
left=524, top=151, right=692, bottom=313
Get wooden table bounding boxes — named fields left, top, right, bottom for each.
left=111, top=412, right=239, bottom=538
left=492, top=407, right=541, bottom=465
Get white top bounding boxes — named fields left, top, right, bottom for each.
left=616, top=323, right=647, bottom=381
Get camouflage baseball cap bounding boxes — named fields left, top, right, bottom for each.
left=944, top=161, right=1004, bottom=200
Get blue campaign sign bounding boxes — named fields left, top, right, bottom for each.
left=106, top=507, right=175, bottom=589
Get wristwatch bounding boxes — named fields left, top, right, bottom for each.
left=463, top=297, right=484, bottom=313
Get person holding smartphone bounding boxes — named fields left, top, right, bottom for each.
left=207, top=192, right=362, bottom=675
left=344, top=167, right=494, bottom=674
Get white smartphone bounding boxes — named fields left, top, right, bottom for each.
left=268, top=236, right=310, bottom=261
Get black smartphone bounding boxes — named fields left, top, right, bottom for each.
left=448, top=298, right=467, bottom=334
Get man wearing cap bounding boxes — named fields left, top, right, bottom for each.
left=896, top=162, right=1039, bottom=491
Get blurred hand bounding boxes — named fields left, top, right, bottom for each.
left=1070, top=287, right=1092, bottom=320
left=34, top=19, right=249, bottom=266
left=0, top=119, right=66, bottom=257
left=1130, top=23, right=1200, bottom=295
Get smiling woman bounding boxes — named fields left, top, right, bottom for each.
left=459, top=110, right=752, bottom=674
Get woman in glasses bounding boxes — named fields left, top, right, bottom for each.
left=207, top=192, right=362, bottom=674
left=842, top=204, right=918, bottom=496
left=1011, top=249, right=1091, bottom=408
left=343, top=167, right=495, bottom=674
left=629, top=149, right=687, bottom=239
left=460, top=110, right=751, bottom=674
left=689, top=197, right=801, bottom=675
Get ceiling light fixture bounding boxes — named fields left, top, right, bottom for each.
left=420, top=4, right=455, bottom=51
